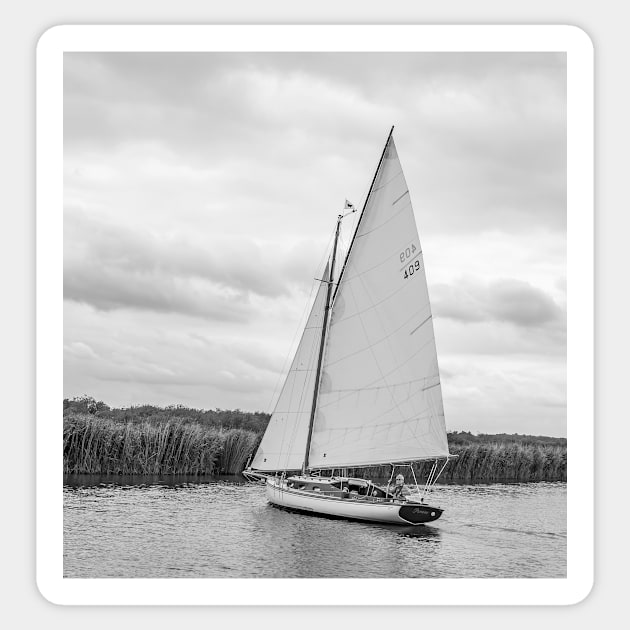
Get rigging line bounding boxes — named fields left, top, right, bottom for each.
left=409, top=463, right=421, bottom=497
left=432, top=458, right=451, bottom=487
left=423, top=460, right=439, bottom=497
left=264, top=231, right=335, bottom=416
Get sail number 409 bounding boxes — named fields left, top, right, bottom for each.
left=404, top=260, right=421, bottom=279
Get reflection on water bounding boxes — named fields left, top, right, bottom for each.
left=391, top=524, right=442, bottom=539
left=63, top=476, right=566, bottom=579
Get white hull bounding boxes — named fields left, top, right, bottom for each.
left=265, top=477, right=442, bottom=525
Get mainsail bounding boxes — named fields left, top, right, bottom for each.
left=308, top=135, right=449, bottom=468
left=250, top=263, right=329, bottom=471
left=250, top=131, right=449, bottom=473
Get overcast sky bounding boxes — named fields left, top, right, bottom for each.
left=63, top=52, right=566, bottom=436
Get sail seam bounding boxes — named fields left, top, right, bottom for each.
left=327, top=385, right=439, bottom=430
left=316, top=375, right=438, bottom=394
left=321, top=408, right=440, bottom=432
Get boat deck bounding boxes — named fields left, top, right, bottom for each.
left=283, top=475, right=408, bottom=504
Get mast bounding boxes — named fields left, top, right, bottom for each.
left=302, top=214, right=342, bottom=473
left=332, top=125, right=394, bottom=303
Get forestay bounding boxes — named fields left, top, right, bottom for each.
left=250, top=263, right=329, bottom=471
left=308, top=137, right=449, bottom=468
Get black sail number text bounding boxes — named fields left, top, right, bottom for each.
left=403, top=259, right=421, bottom=279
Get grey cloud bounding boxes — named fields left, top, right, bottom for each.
left=64, top=210, right=311, bottom=317
left=433, top=278, right=564, bottom=328
left=488, top=280, right=564, bottom=327
left=80, top=344, right=275, bottom=395
left=64, top=262, right=252, bottom=322
left=186, top=333, right=286, bottom=376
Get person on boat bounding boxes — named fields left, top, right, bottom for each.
left=389, top=474, right=410, bottom=500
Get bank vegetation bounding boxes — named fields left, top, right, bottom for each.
left=63, top=397, right=566, bottom=482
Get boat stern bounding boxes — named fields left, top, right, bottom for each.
left=398, top=503, right=443, bottom=524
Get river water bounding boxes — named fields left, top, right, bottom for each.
left=63, top=476, right=566, bottom=579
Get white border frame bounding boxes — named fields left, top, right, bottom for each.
left=37, top=24, right=593, bottom=606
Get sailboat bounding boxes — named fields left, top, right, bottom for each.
left=244, top=127, right=453, bottom=525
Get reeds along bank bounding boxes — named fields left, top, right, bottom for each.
left=348, top=442, right=566, bottom=483
left=63, top=414, right=259, bottom=475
